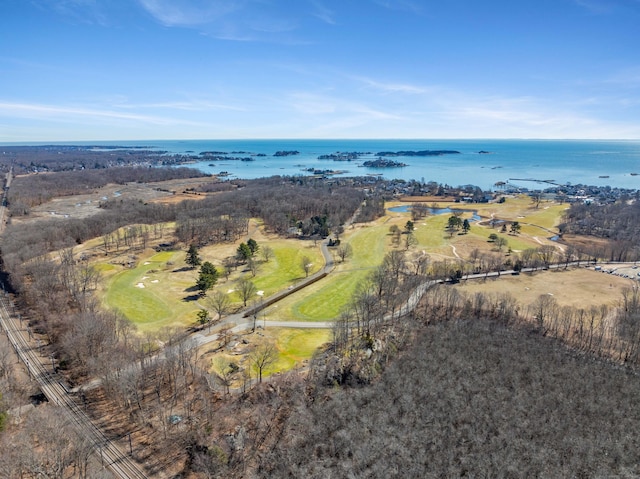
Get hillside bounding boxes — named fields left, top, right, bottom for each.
left=259, top=319, right=640, bottom=478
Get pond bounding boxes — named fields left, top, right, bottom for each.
left=388, top=205, right=481, bottom=222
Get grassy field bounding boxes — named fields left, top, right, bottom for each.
left=202, top=327, right=330, bottom=383
left=94, top=195, right=582, bottom=374
left=453, top=267, right=632, bottom=309
left=270, top=328, right=331, bottom=372
left=265, top=217, right=391, bottom=321
left=103, top=250, right=199, bottom=332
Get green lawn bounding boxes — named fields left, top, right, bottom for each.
left=99, top=198, right=567, bottom=333
left=103, top=251, right=200, bottom=332
left=101, top=240, right=326, bottom=331
left=267, top=220, right=389, bottom=321
left=248, top=241, right=324, bottom=295
left=269, top=328, right=331, bottom=372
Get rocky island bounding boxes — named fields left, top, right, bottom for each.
left=318, top=152, right=367, bottom=161
left=362, top=158, right=407, bottom=168
left=274, top=150, right=300, bottom=157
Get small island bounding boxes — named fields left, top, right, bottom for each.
left=362, top=158, right=407, bottom=168
left=274, top=150, right=300, bottom=157
left=318, top=152, right=367, bottom=161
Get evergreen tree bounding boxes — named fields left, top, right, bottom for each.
left=247, top=238, right=259, bottom=255
left=236, top=242, right=252, bottom=263
left=196, top=261, right=219, bottom=296
left=185, top=244, right=201, bottom=269
left=405, top=220, right=415, bottom=233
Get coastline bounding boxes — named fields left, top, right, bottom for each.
left=1, top=139, right=639, bottom=191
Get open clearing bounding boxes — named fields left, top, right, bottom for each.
left=12, top=177, right=212, bottom=224
left=453, top=267, right=634, bottom=309
left=45, top=190, right=604, bottom=375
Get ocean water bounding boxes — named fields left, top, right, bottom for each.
left=8, top=139, right=640, bottom=190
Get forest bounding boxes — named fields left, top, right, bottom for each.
left=2, top=159, right=640, bottom=478
left=560, top=199, right=640, bottom=261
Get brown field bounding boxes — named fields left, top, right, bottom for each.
left=13, top=177, right=213, bottom=223
left=454, top=267, right=635, bottom=309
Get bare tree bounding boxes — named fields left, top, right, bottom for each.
left=538, top=245, right=556, bottom=268
left=336, top=243, right=353, bottom=263
left=250, top=342, right=278, bottom=383
left=404, top=232, right=418, bottom=250
left=261, top=245, right=274, bottom=262
left=530, top=293, right=558, bottom=332
left=301, top=255, right=312, bottom=278
left=237, top=278, right=257, bottom=307
left=495, top=236, right=508, bottom=252
left=212, top=356, right=235, bottom=394
left=207, top=290, right=231, bottom=324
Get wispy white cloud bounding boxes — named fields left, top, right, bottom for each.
left=0, top=101, right=203, bottom=126
left=356, top=76, right=430, bottom=94
left=136, top=0, right=331, bottom=43
left=136, top=0, right=238, bottom=27
left=573, top=0, right=614, bottom=14
left=311, top=1, right=336, bottom=25
left=110, top=96, right=247, bottom=112
left=372, top=0, right=424, bottom=14
left=36, top=0, right=114, bottom=26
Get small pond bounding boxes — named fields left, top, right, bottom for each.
left=388, top=205, right=481, bottom=222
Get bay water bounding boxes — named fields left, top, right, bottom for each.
left=8, top=139, right=640, bottom=190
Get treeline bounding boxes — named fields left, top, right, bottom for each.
left=175, top=176, right=367, bottom=243
left=560, top=200, right=640, bottom=261
left=0, top=145, right=197, bottom=175
left=8, top=166, right=208, bottom=215
left=2, top=176, right=374, bottom=273
left=1, top=199, right=176, bottom=272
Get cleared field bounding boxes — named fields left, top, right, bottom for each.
left=271, top=328, right=331, bottom=372
left=203, top=327, right=330, bottom=381
left=266, top=218, right=390, bottom=321
left=453, top=267, right=633, bottom=309
left=249, top=241, right=324, bottom=296
left=103, top=250, right=199, bottom=332
left=98, top=225, right=324, bottom=331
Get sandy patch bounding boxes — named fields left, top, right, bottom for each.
left=136, top=283, right=145, bottom=288
left=151, top=280, right=159, bottom=283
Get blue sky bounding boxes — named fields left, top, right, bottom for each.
left=1, top=0, right=640, bottom=141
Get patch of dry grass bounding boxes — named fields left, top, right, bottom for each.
left=454, top=267, right=633, bottom=309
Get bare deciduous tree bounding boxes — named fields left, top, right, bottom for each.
left=250, top=342, right=278, bottom=383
